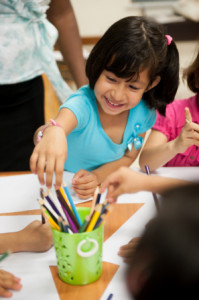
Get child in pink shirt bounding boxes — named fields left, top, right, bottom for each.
left=139, top=47, right=199, bottom=170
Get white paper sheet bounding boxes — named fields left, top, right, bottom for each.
left=100, top=263, right=133, bottom=300
left=0, top=214, right=59, bottom=300
left=4, top=265, right=59, bottom=300
left=103, top=200, right=156, bottom=265
left=0, top=171, right=90, bottom=214
left=154, top=166, right=199, bottom=182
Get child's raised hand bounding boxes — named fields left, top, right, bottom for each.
left=0, top=270, right=22, bottom=298
left=101, top=167, right=144, bottom=203
left=72, top=169, right=99, bottom=199
left=30, top=126, right=67, bottom=189
left=174, top=107, right=199, bottom=153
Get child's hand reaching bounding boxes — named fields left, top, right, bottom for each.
left=101, top=167, right=145, bottom=203
left=174, top=107, right=199, bottom=153
left=30, top=126, right=67, bottom=189
left=0, top=270, right=22, bottom=298
left=72, top=170, right=99, bottom=199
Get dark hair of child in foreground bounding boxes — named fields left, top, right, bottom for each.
left=126, top=184, right=199, bottom=300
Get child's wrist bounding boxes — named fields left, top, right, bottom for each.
left=36, top=119, right=62, bottom=143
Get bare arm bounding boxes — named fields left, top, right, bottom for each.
left=0, top=221, right=53, bottom=254
left=140, top=108, right=199, bottom=171
left=72, top=133, right=145, bottom=199
left=101, top=167, right=192, bottom=202
left=30, top=108, right=77, bottom=189
left=47, top=0, right=88, bottom=88
left=139, top=129, right=177, bottom=171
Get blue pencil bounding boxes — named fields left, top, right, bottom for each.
left=62, top=182, right=82, bottom=227
left=106, top=293, right=113, bottom=300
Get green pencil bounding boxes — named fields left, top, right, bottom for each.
left=0, top=250, right=11, bottom=262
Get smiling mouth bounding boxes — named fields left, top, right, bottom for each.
left=105, top=97, right=124, bottom=109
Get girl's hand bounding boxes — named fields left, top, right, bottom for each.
left=174, top=107, right=199, bottom=153
left=118, top=238, right=140, bottom=264
left=101, top=167, right=144, bottom=203
left=17, top=220, right=53, bottom=253
left=30, top=126, right=67, bottom=189
left=0, top=270, right=22, bottom=298
left=72, top=169, right=99, bottom=199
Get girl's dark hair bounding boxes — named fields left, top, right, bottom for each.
left=183, top=46, right=199, bottom=93
left=86, top=16, right=179, bottom=116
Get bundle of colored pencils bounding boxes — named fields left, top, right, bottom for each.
left=38, top=184, right=112, bottom=234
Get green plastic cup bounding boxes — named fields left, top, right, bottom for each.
left=52, top=207, right=104, bottom=285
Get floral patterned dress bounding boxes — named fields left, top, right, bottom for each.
left=0, top=0, right=72, bottom=102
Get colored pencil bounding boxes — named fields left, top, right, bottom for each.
left=42, top=208, right=60, bottom=231
left=60, top=204, right=78, bottom=233
left=47, top=189, right=68, bottom=221
left=89, top=186, right=100, bottom=217
left=62, top=182, right=83, bottom=226
left=43, top=192, right=62, bottom=218
left=78, top=215, right=90, bottom=233
left=106, top=293, right=113, bottom=300
left=56, top=189, right=80, bottom=230
left=38, top=199, right=59, bottom=224
left=59, top=186, right=71, bottom=207
left=86, top=204, right=102, bottom=232
left=96, top=193, right=101, bottom=205
left=0, top=250, right=11, bottom=262
left=145, top=165, right=160, bottom=212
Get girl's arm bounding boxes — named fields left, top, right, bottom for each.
left=139, top=108, right=199, bottom=171
left=30, top=108, right=77, bottom=189
left=139, top=129, right=177, bottom=171
left=0, top=221, right=53, bottom=254
left=72, top=133, right=145, bottom=199
left=101, top=167, right=191, bottom=202
left=47, top=0, right=88, bottom=88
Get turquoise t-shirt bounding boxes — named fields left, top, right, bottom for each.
left=60, top=85, right=156, bottom=172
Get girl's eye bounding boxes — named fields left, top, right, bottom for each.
left=106, top=76, right=116, bottom=82
left=129, top=85, right=139, bottom=90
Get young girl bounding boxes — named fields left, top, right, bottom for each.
left=139, top=46, right=199, bottom=171
left=30, top=16, right=179, bottom=199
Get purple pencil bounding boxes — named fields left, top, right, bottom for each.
left=60, top=204, right=78, bottom=233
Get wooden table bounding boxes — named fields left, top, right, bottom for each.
left=0, top=172, right=143, bottom=300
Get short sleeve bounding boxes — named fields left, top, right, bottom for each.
left=152, top=106, right=175, bottom=140
left=60, top=93, right=91, bottom=131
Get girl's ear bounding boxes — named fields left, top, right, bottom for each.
left=146, top=76, right=161, bottom=92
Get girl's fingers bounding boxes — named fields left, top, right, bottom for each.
left=185, top=107, right=192, bottom=123
left=45, top=157, right=56, bottom=189
left=29, top=151, right=39, bottom=174
left=55, top=158, right=65, bottom=190
left=36, top=155, right=47, bottom=186
left=73, top=186, right=94, bottom=198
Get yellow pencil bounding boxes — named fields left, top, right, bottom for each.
left=42, top=208, right=60, bottom=231
left=86, top=204, right=102, bottom=232
left=89, top=186, right=100, bottom=218
left=60, top=185, right=71, bottom=208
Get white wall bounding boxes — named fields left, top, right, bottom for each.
left=71, top=0, right=142, bottom=37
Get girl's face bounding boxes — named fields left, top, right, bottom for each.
left=94, top=69, right=155, bottom=116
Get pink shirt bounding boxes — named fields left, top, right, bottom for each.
left=153, top=95, right=199, bottom=167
